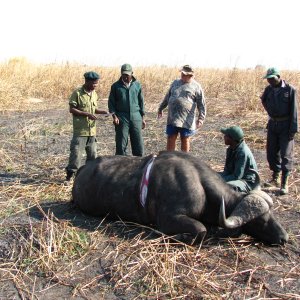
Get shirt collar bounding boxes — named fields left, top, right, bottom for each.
left=122, top=79, right=132, bottom=88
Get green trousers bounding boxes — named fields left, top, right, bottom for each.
left=115, top=118, right=144, bottom=156
left=66, top=136, right=97, bottom=174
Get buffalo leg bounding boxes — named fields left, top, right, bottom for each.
left=157, top=214, right=207, bottom=244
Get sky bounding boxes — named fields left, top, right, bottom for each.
left=1, top=0, right=300, bottom=70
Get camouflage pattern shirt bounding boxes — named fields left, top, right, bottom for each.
left=158, top=79, right=206, bottom=130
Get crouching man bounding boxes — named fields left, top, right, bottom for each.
left=218, top=125, right=259, bottom=193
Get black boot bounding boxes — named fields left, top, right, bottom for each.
left=280, top=172, right=290, bottom=195
left=66, top=170, right=74, bottom=181
left=264, top=171, right=280, bottom=187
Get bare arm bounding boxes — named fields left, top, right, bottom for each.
left=69, top=106, right=98, bottom=120
left=95, top=108, right=109, bottom=114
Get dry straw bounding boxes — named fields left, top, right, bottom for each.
left=0, top=58, right=299, bottom=299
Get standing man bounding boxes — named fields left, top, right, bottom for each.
left=157, top=65, right=206, bottom=152
left=218, top=126, right=259, bottom=192
left=261, top=67, right=298, bottom=195
left=108, top=63, right=146, bottom=156
left=65, top=71, right=108, bottom=181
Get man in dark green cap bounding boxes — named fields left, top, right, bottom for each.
left=261, top=67, right=298, bottom=195
left=218, top=125, right=259, bottom=192
left=108, top=64, right=146, bottom=156
left=65, top=71, right=108, bottom=181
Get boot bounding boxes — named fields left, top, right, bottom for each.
left=280, top=172, right=290, bottom=195
left=264, top=171, right=280, bottom=187
left=66, top=170, right=75, bottom=181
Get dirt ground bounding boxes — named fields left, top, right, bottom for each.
left=0, top=98, right=299, bottom=299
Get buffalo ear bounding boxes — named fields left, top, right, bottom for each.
left=219, top=194, right=270, bottom=229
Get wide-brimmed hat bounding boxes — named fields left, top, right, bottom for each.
left=263, top=67, right=280, bottom=79
left=180, top=64, right=194, bottom=75
left=221, top=126, right=244, bottom=142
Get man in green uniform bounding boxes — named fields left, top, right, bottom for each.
left=65, top=71, right=108, bottom=181
left=218, top=126, right=259, bottom=193
left=261, top=67, right=298, bottom=195
left=108, top=64, right=146, bottom=156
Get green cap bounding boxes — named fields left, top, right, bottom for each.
left=121, top=63, right=133, bottom=75
left=221, top=126, right=244, bottom=142
left=263, top=67, right=280, bottom=79
left=84, top=71, right=100, bottom=80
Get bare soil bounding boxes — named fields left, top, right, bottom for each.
left=0, top=98, right=299, bottom=299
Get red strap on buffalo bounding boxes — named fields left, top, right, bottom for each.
left=139, top=155, right=157, bottom=207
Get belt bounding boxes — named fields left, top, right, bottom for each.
left=270, top=116, right=289, bottom=122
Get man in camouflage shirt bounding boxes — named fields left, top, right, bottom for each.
left=65, top=71, right=108, bottom=181
left=157, top=65, right=206, bottom=152
left=261, top=67, right=298, bottom=195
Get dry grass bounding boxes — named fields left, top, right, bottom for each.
left=0, top=58, right=299, bottom=299
left=2, top=57, right=300, bottom=112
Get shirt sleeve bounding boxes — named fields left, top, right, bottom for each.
left=69, top=90, right=79, bottom=108
left=158, top=83, right=173, bottom=113
left=138, top=83, right=145, bottom=116
left=289, top=87, right=298, bottom=134
left=108, top=84, right=116, bottom=114
left=195, top=86, right=206, bottom=124
left=260, top=87, right=269, bottom=111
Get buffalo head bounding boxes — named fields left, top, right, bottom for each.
left=219, top=190, right=288, bottom=245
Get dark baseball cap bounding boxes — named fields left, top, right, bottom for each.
left=121, top=63, right=133, bottom=75
left=263, top=67, right=280, bottom=79
left=221, top=126, right=244, bottom=142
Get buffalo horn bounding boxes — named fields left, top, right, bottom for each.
left=219, top=197, right=243, bottom=228
left=219, top=193, right=270, bottom=229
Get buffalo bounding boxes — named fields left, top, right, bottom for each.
left=72, top=151, right=288, bottom=245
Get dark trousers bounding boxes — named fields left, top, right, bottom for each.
left=66, top=136, right=97, bottom=174
left=267, top=120, right=294, bottom=173
left=115, top=118, right=144, bottom=156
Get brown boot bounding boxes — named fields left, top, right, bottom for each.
left=167, top=134, right=178, bottom=151
left=280, top=172, right=290, bottom=195
left=264, top=171, right=280, bottom=187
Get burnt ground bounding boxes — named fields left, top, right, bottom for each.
left=0, top=98, right=299, bottom=299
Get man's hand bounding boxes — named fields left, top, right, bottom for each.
left=87, top=113, right=98, bottom=120
left=196, top=119, right=203, bottom=129
left=142, top=120, right=146, bottom=129
left=112, top=115, right=119, bottom=125
left=157, top=111, right=163, bottom=119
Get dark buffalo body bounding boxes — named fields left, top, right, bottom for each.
left=72, top=151, right=288, bottom=245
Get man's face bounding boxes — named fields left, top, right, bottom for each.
left=224, top=134, right=235, bottom=146
left=85, top=79, right=99, bottom=91
left=181, top=73, right=193, bottom=83
left=122, top=73, right=132, bottom=84
left=267, top=76, right=281, bottom=87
